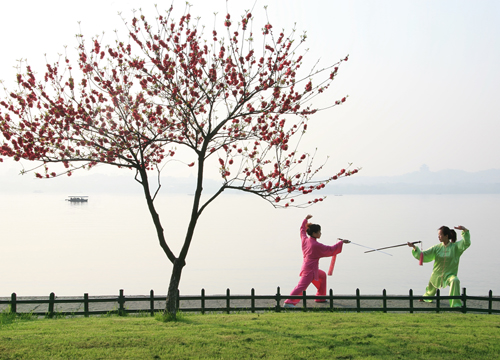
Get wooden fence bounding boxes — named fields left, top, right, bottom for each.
left=1, top=287, right=499, bottom=317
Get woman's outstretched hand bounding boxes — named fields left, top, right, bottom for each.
left=306, top=214, right=313, bottom=220
left=454, top=225, right=468, bottom=231
left=407, top=242, right=416, bottom=249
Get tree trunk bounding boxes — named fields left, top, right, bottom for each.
left=165, top=258, right=185, bottom=317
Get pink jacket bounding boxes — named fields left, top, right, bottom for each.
left=299, top=218, right=344, bottom=280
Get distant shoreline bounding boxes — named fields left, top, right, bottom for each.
left=2, top=167, right=500, bottom=195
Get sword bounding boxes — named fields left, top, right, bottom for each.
left=364, top=241, right=421, bottom=253
left=338, top=238, right=393, bottom=256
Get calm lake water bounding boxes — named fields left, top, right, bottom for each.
left=1, top=192, right=499, bottom=297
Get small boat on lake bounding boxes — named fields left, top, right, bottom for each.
left=66, top=196, right=89, bottom=203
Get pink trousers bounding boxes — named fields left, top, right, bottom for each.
left=284, top=269, right=327, bottom=305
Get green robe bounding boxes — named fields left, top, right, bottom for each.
left=412, top=230, right=470, bottom=289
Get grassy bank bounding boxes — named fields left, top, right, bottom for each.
left=1, top=311, right=499, bottom=359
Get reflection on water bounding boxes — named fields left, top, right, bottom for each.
left=0, top=193, right=499, bottom=296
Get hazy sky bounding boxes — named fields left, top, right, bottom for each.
left=1, top=0, right=499, bottom=179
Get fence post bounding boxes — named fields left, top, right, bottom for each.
left=251, top=288, right=255, bottom=313
left=302, top=291, right=307, bottom=310
left=356, top=289, right=360, bottom=313
left=226, top=289, right=230, bottom=314
left=84, top=293, right=89, bottom=318
left=409, top=289, right=414, bottom=314
left=436, top=289, right=440, bottom=313
left=329, top=289, right=334, bottom=311
left=149, top=290, right=155, bottom=316
left=10, top=293, right=16, bottom=314
left=382, top=289, right=387, bottom=313
left=488, top=290, right=493, bottom=315
left=48, top=292, right=55, bottom=318
left=118, top=289, right=125, bottom=316
left=201, top=289, right=205, bottom=315
left=462, top=287, right=467, bottom=314
left=276, top=287, right=281, bottom=312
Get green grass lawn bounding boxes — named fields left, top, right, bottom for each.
left=1, top=311, right=499, bottom=359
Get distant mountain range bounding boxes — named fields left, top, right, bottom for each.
left=325, top=165, right=500, bottom=194
left=2, top=165, right=500, bottom=194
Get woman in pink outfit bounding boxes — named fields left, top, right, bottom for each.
left=284, top=215, right=349, bottom=308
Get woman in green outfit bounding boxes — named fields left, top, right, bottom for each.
left=407, top=225, right=470, bottom=308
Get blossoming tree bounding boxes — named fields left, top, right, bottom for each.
left=0, top=5, right=356, bottom=316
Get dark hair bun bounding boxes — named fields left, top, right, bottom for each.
left=307, top=223, right=321, bottom=236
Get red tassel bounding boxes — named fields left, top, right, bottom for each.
left=328, top=255, right=337, bottom=276
left=419, top=251, right=424, bottom=266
